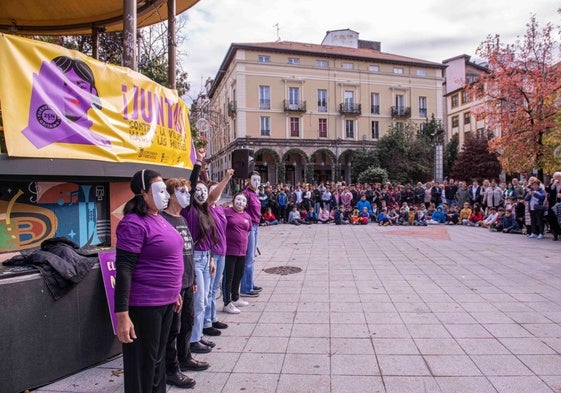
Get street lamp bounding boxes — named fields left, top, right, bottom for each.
left=432, top=122, right=444, bottom=183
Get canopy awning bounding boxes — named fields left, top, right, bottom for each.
left=0, top=0, right=199, bottom=35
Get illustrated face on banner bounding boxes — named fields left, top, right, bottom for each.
left=175, top=187, right=190, bottom=208
left=234, top=194, right=247, bottom=211
left=150, top=181, right=170, bottom=210
left=21, top=56, right=110, bottom=149
left=194, top=183, right=208, bottom=204
left=250, top=175, right=261, bottom=190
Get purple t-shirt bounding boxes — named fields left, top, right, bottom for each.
left=224, top=207, right=252, bottom=256
left=116, top=213, right=184, bottom=307
left=181, top=206, right=215, bottom=251
left=210, top=204, right=227, bottom=256
left=243, top=186, right=261, bottom=225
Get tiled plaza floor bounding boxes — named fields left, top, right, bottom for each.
left=35, top=224, right=561, bottom=393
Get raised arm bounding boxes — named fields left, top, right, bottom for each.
left=209, top=168, right=235, bottom=203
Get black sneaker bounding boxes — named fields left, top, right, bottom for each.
left=212, top=321, right=228, bottom=329
left=202, top=326, right=221, bottom=336
left=166, top=371, right=196, bottom=388
left=240, top=291, right=260, bottom=297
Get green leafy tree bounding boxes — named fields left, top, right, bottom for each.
left=444, top=133, right=460, bottom=177
left=377, top=122, right=432, bottom=184
left=351, top=148, right=379, bottom=183
left=450, top=133, right=501, bottom=182
left=357, top=166, right=389, bottom=184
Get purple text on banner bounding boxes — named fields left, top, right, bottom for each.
left=98, top=250, right=117, bottom=335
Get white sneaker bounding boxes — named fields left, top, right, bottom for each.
left=223, top=303, right=241, bottom=314
left=528, top=234, right=537, bottom=238
left=233, top=299, right=249, bottom=307
left=537, top=234, right=544, bottom=239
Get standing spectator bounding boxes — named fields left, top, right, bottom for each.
left=276, top=187, right=288, bottom=223
left=340, top=187, right=353, bottom=209
left=525, top=178, right=546, bottom=239
left=431, top=183, right=443, bottom=206
left=546, top=172, right=561, bottom=241
left=241, top=172, right=263, bottom=297
left=455, top=181, right=470, bottom=208
left=483, top=179, right=504, bottom=211
left=115, top=169, right=183, bottom=393
left=512, top=178, right=525, bottom=199
left=469, top=179, right=482, bottom=206
left=322, top=185, right=332, bottom=211
left=445, top=178, right=458, bottom=206
left=413, top=182, right=425, bottom=206
left=424, top=182, right=433, bottom=208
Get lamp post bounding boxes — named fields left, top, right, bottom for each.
left=433, top=123, right=444, bottom=183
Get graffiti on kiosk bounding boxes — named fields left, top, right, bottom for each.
left=0, top=181, right=109, bottom=252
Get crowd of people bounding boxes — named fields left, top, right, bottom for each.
left=111, top=160, right=560, bottom=392
left=255, top=174, right=561, bottom=240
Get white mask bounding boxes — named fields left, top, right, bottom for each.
left=175, top=186, right=190, bottom=208
left=150, top=181, right=170, bottom=211
left=250, top=175, right=261, bottom=189
left=194, top=183, right=208, bottom=204
left=234, top=194, right=247, bottom=211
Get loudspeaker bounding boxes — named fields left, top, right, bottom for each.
left=231, top=149, right=254, bottom=179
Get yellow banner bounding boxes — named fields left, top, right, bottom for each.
left=0, top=34, right=194, bottom=169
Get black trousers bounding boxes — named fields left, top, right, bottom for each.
left=530, top=209, right=545, bottom=235
left=223, top=255, right=245, bottom=305
left=165, top=286, right=195, bottom=373
left=123, top=303, right=175, bottom=393
left=548, top=207, right=561, bottom=238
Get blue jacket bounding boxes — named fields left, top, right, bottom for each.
left=431, top=207, right=446, bottom=223
left=356, top=200, right=373, bottom=216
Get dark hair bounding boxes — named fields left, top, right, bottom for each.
left=53, top=56, right=101, bottom=109
left=123, top=169, right=161, bottom=216
left=248, top=171, right=260, bottom=179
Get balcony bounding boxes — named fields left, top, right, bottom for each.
left=391, top=106, right=411, bottom=118
left=283, top=100, right=307, bottom=113
left=227, top=100, right=236, bottom=118
left=339, top=103, right=362, bottom=115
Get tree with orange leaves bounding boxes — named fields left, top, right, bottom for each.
left=467, top=14, right=561, bottom=178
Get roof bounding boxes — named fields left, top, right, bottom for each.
left=210, top=40, right=445, bottom=97
left=0, top=0, right=200, bottom=35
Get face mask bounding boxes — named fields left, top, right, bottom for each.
left=250, top=175, right=261, bottom=189
left=234, top=195, right=247, bottom=211
left=194, top=183, right=208, bottom=204
left=150, top=181, right=170, bottom=211
left=175, top=187, right=190, bottom=208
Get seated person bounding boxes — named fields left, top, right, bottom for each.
left=496, top=208, right=519, bottom=233
left=465, top=203, right=484, bottom=226
left=318, top=207, right=331, bottom=224
left=445, top=204, right=459, bottom=225
left=398, top=206, right=410, bottom=226
left=334, top=205, right=349, bottom=225
left=413, top=207, right=427, bottom=226
left=349, top=207, right=361, bottom=224
left=425, top=203, right=436, bottom=221
left=263, top=207, right=278, bottom=225
left=306, top=207, right=318, bottom=224
left=459, top=202, right=472, bottom=225
left=359, top=207, right=369, bottom=224
left=288, top=206, right=310, bottom=225
left=480, top=207, right=498, bottom=228
left=428, top=205, right=446, bottom=224
left=387, top=207, right=399, bottom=225
left=356, top=195, right=375, bottom=220
left=378, top=208, right=390, bottom=226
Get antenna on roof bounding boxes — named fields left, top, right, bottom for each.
left=274, top=23, right=281, bottom=42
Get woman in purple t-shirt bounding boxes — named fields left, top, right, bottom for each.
left=114, top=169, right=184, bottom=393
left=222, top=192, right=252, bottom=314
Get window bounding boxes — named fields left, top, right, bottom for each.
left=288, top=57, right=300, bottom=64
left=344, top=91, right=354, bottom=106
left=461, top=90, right=470, bottom=104
left=345, top=120, right=354, bottom=138
left=317, top=89, right=327, bottom=112
left=451, top=94, right=459, bottom=108
left=290, top=117, right=300, bottom=137
left=259, top=86, right=270, bottom=109
left=316, top=60, right=328, bottom=67
left=452, top=115, right=459, bottom=128
left=369, top=65, right=380, bottom=72
left=394, top=67, right=404, bottom=74
left=260, top=117, right=270, bottom=136
left=463, top=112, right=471, bottom=125
left=370, top=92, right=380, bottom=114
left=288, top=87, right=300, bottom=108
left=319, top=118, right=327, bottom=138
left=419, top=123, right=426, bottom=133
left=395, top=122, right=405, bottom=131
left=417, top=69, right=427, bottom=76
left=258, top=55, right=270, bottom=62
left=371, top=121, right=379, bottom=139
left=419, top=96, right=427, bottom=117
left=395, top=94, right=405, bottom=110
left=476, top=127, right=485, bottom=137
left=342, top=62, right=354, bottom=69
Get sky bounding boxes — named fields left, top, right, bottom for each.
left=178, top=0, right=559, bottom=98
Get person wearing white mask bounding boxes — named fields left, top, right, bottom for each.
left=114, top=169, right=183, bottom=393
left=240, top=171, right=263, bottom=297
left=180, top=151, right=217, bottom=355
left=223, top=192, right=252, bottom=313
